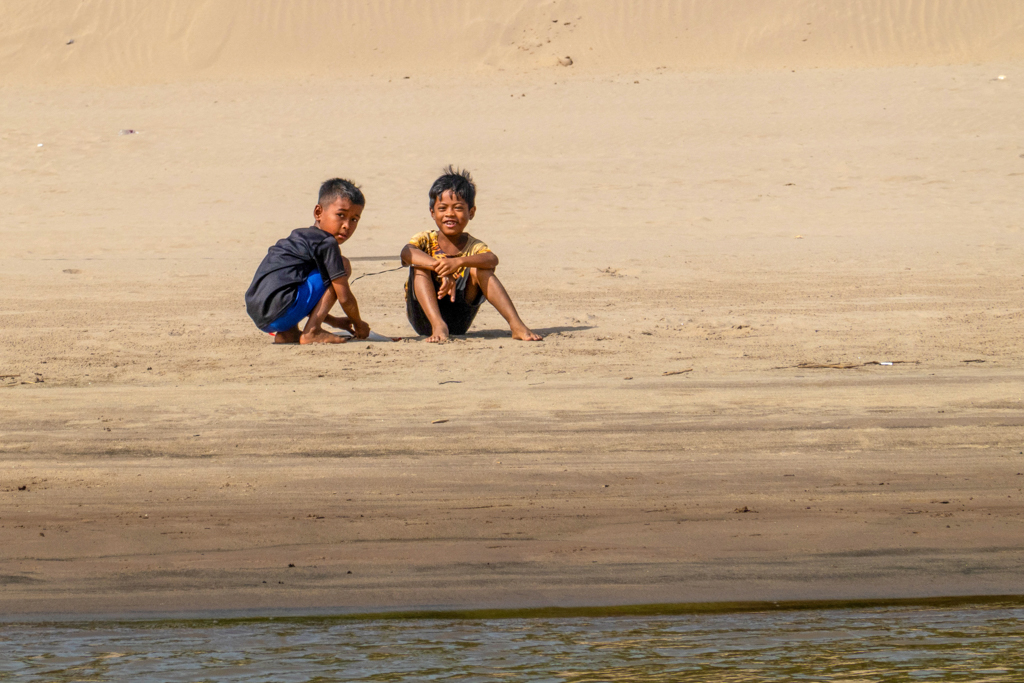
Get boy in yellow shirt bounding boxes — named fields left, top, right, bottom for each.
left=400, top=167, right=542, bottom=343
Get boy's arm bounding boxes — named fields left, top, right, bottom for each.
left=401, top=244, right=438, bottom=269
left=434, top=252, right=499, bottom=278
left=332, top=257, right=369, bottom=338
left=401, top=244, right=470, bottom=301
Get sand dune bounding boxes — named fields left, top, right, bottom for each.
left=2, top=0, right=1023, bottom=84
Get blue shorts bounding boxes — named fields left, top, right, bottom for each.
left=262, top=271, right=327, bottom=333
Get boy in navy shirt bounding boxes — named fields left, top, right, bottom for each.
left=246, top=178, right=370, bottom=344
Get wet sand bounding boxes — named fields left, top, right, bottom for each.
left=3, top=368, right=1023, bottom=616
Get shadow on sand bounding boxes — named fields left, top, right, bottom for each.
left=399, top=325, right=595, bottom=340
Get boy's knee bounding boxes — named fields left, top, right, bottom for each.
left=469, top=267, right=493, bottom=285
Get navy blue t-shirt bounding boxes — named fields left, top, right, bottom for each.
left=245, top=227, right=347, bottom=328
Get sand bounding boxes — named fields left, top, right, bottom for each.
left=1, top=1, right=1023, bottom=617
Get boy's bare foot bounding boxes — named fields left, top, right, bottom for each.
left=273, top=328, right=301, bottom=344
left=511, top=324, right=543, bottom=341
left=299, top=328, right=348, bottom=344
left=426, top=325, right=450, bottom=343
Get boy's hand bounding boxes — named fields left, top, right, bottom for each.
left=437, top=275, right=457, bottom=302
left=433, top=257, right=462, bottom=279
left=352, top=320, right=371, bottom=339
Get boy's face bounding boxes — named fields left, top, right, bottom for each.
left=315, top=197, right=363, bottom=244
left=430, top=190, right=475, bottom=239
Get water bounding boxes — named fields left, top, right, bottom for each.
left=2, top=604, right=1022, bottom=682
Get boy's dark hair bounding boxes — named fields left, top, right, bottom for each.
left=429, top=166, right=475, bottom=209
left=318, top=178, right=365, bottom=207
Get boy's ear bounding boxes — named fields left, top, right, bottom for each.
left=313, top=203, right=323, bottom=223
left=469, top=206, right=476, bottom=220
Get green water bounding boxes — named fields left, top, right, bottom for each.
left=2, top=602, right=1022, bottom=682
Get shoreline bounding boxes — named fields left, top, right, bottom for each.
left=5, top=594, right=1024, bottom=625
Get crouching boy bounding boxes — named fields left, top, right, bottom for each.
left=245, top=178, right=370, bottom=344
left=400, top=166, right=541, bottom=342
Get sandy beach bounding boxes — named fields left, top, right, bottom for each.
left=1, top=1, right=1023, bottom=617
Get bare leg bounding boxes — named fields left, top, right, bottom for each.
left=412, top=268, right=449, bottom=342
left=299, top=286, right=347, bottom=344
left=469, top=268, right=542, bottom=341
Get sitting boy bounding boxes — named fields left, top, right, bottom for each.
left=245, top=178, right=371, bottom=344
left=400, top=167, right=542, bottom=342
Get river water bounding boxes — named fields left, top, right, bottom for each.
left=2, top=603, right=1022, bottom=682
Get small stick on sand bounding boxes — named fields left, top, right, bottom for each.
left=785, top=361, right=920, bottom=370
left=662, top=369, right=693, bottom=376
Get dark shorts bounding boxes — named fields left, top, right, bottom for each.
left=261, top=271, right=326, bottom=333
left=405, top=268, right=485, bottom=336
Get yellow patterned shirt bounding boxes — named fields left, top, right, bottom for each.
left=407, top=230, right=492, bottom=281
